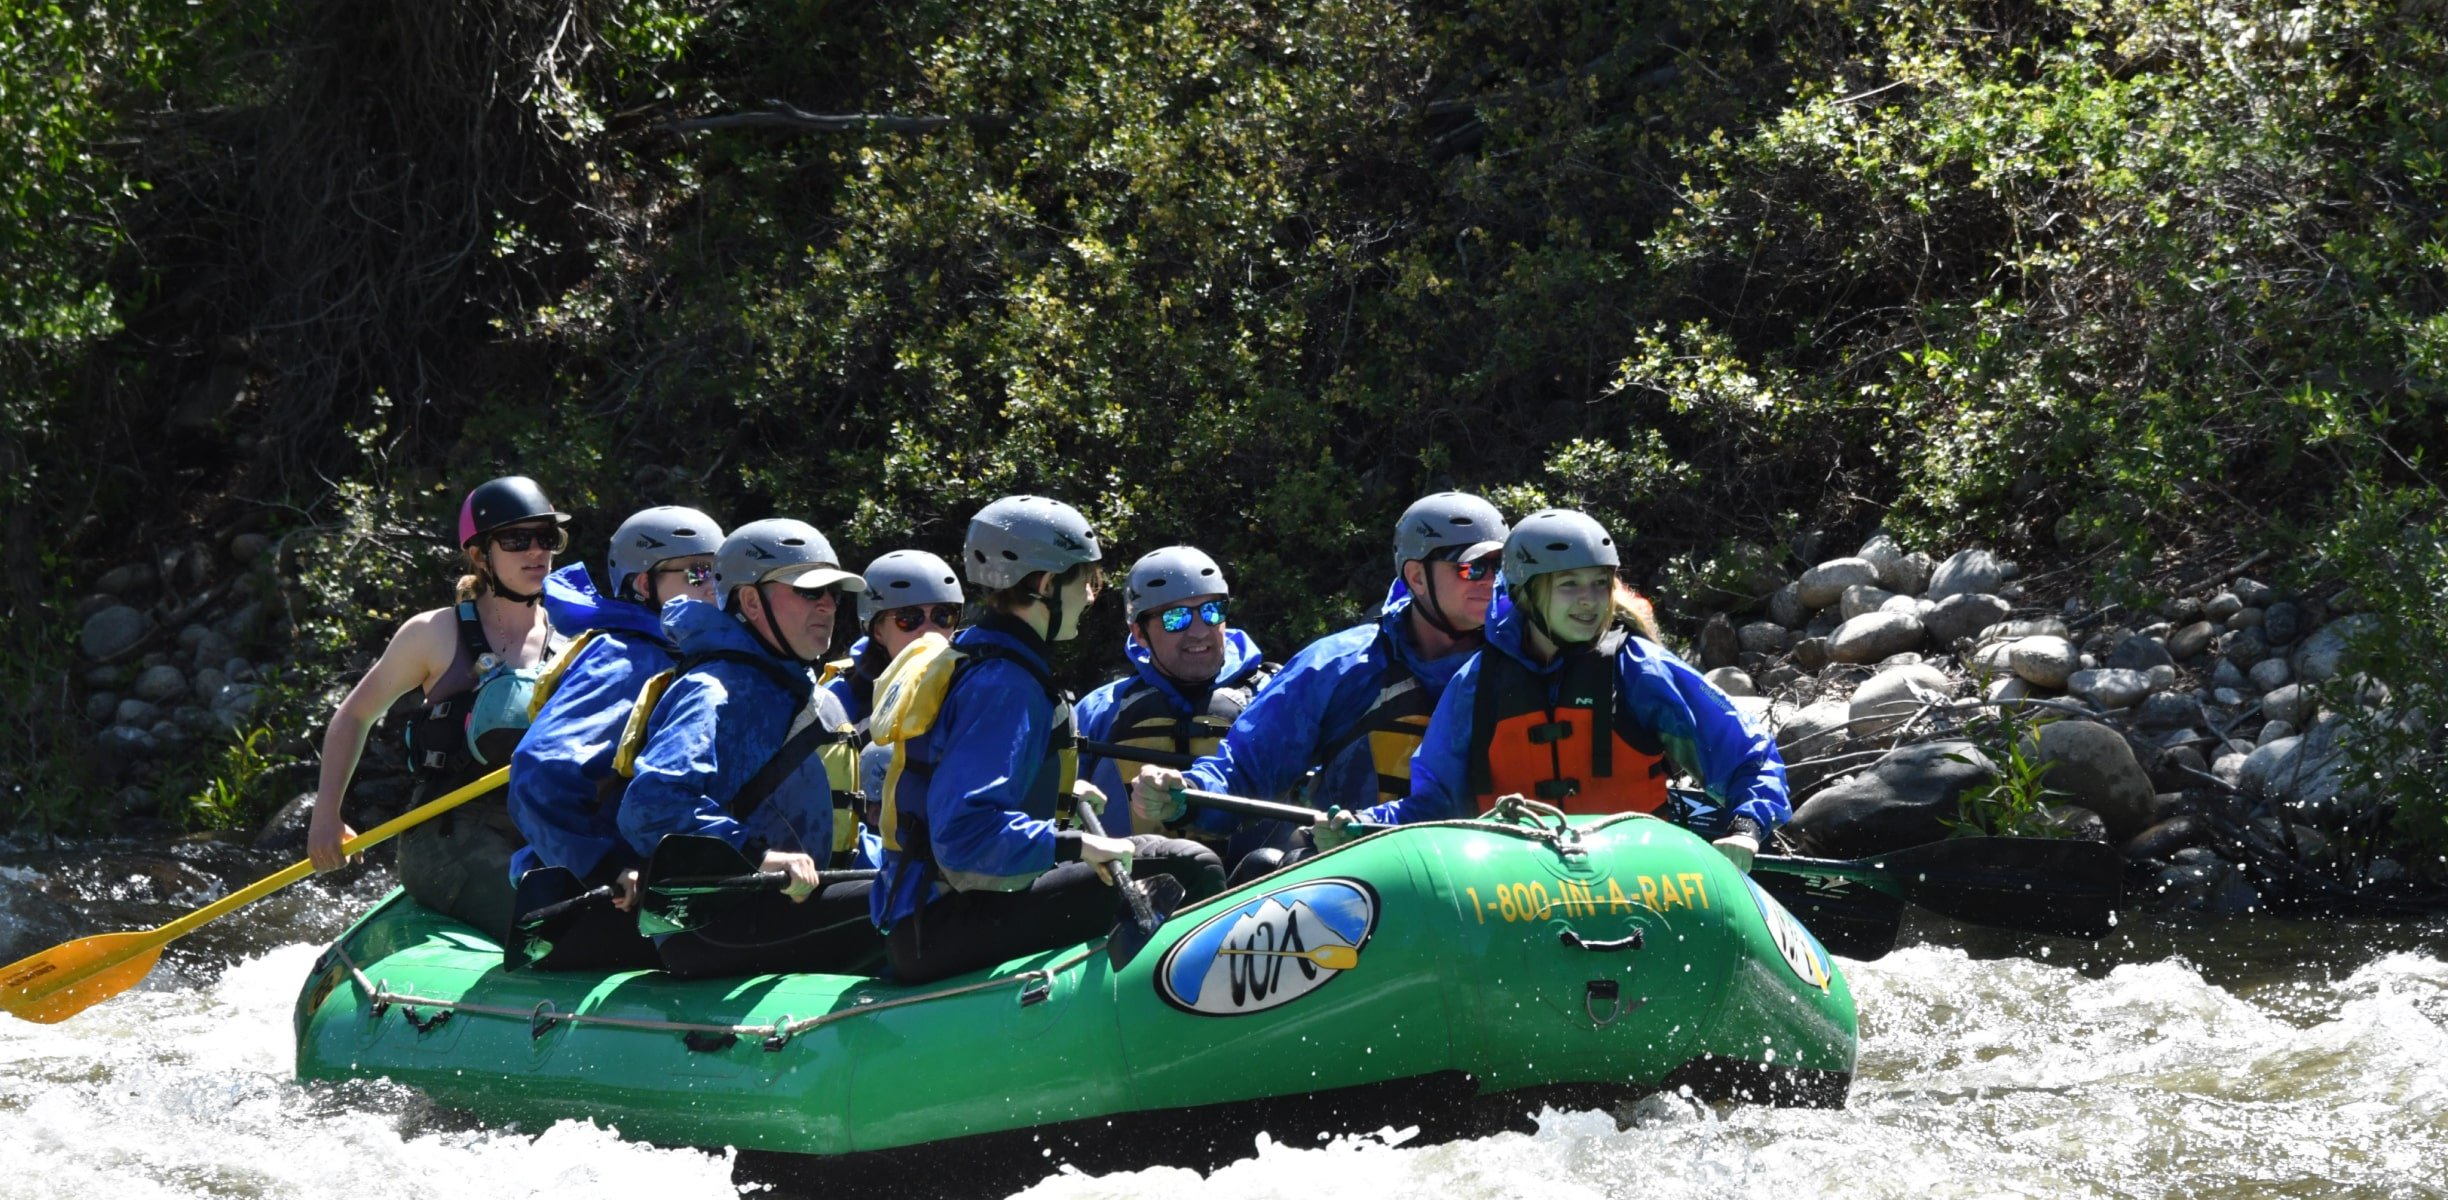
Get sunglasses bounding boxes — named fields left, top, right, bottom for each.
left=1453, top=553, right=1501, bottom=582
left=1152, top=599, right=1228, bottom=633
left=888, top=603, right=963, bottom=633
left=489, top=525, right=569, bottom=554
left=654, top=561, right=716, bottom=587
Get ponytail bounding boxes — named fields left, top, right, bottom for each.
left=1612, top=580, right=1663, bottom=643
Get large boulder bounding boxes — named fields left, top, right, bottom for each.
left=1767, top=583, right=1809, bottom=629
left=1774, top=700, right=1852, bottom=794
left=1849, top=664, right=1953, bottom=742
left=2026, top=720, right=2156, bottom=840
left=2166, top=620, right=2216, bottom=660
left=1838, top=583, right=1898, bottom=621
left=79, top=605, right=148, bottom=660
left=1798, top=558, right=1881, bottom=609
left=1828, top=612, right=1926, bottom=664
left=1784, top=741, right=2000, bottom=857
left=2293, top=613, right=2380, bottom=684
left=2067, top=667, right=2154, bottom=710
left=1855, top=534, right=1909, bottom=589
left=1737, top=621, right=1795, bottom=655
left=1926, top=548, right=2011, bottom=600
left=2008, top=636, right=2081, bottom=688
left=2105, top=635, right=2174, bottom=672
left=1924, top=593, right=2012, bottom=649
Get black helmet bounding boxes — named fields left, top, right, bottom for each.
left=458, top=476, right=570, bottom=547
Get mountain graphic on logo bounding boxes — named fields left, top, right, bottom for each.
left=1186, top=895, right=1359, bottom=1013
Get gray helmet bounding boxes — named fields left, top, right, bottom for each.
left=1502, top=508, right=1619, bottom=587
left=1124, top=546, right=1229, bottom=619
left=857, top=550, right=964, bottom=624
left=963, top=496, right=1101, bottom=590
left=1392, top=491, right=1508, bottom=573
left=607, top=506, right=724, bottom=600
left=713, top=518, right=865, bottom=604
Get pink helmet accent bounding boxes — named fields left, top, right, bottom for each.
left=457, top=492, right=481, bottom=547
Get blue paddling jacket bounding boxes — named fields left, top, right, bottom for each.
left=823, top=634, right=890, bottom=726
left=506, top=565, right=677, bottom=880
left=1074, top=627, right=1270, bottom=835
left=1179, top=581, right=1476, bottom=832
left=870, top=613, right=1082, bottom=931
left=617, top=598, right=877, bottom=867
left=1363, top=591, right=1790, bottom=832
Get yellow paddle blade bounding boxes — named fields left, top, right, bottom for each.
left=1, top=931, right=167, bottom=1024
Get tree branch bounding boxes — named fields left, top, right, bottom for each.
left=662, top=101, right=1013, bottom=136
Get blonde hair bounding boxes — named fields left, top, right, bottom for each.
left=1519, top=572, right=1663, bottom=643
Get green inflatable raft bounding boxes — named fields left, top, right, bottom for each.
left=293, top=808, right=1856, bottom=1180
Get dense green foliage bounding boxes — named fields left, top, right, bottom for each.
left=4, top=0, right=2442, bottom=859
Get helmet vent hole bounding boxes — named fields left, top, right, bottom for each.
left=1197, top=568, right=1215, bottom=577
left=1545, top=541, right=1569, bottom=551
left=889, top=581, right=909, bottom=591
left=1000, top=550, right=1020, bottom=561
left=781, top=538, right=806, bottom=546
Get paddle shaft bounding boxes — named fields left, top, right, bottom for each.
left=646, top=868, right=880, bottom=897
left=158, top=766, right=511, bottom=946
left=2, top=765, right=509, bottom=1023
left=1075, top=738, right=1197, bottom=770
left=1072, top=793, right=1158, bottom=932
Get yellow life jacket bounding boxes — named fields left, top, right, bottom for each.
left=872, top=632, right=1077, bottom=861
left=1311, top=643, right=1438, bottom=803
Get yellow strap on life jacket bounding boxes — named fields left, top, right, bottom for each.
left=870, top=633, right=963, bottom=854
left=524, top=628, right=606, bottom=720
left=611, top=667, right=680, bottom=779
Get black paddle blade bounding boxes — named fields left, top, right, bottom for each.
left=506, top=867, right=588, bottom=972
left=638, top=835, right=763, bottom=937
left=1106, top=873, right=1185, bottom=970
left=1878, top=836, right=2125, bottom=939
left=1751, top=870, right=1907, bottom=961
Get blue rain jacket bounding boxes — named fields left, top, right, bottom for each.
left=1074, top=626, right=1268, bottom=833
left=506, top=565, right=676, bottom=880
left=823, top=635, right=890, bottom=726
left=1366, top=591, right=1790, bottom=830
left=616, top=598, right=875, bottom=865
left=1180, top=582, right=1476, bottom=832
left=870, top=615, right=1073, bottom=930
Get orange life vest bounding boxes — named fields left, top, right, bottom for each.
left=1465, top=628, right=1670, bottom=815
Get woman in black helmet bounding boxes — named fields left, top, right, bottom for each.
left=306, top=475, right=570, bottom=937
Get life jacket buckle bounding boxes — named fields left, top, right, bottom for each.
left=1534, top=778, right=1582, bottom=801
left=1527, top=720, right=1574, bottom=745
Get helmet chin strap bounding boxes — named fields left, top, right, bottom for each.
left=1518, top=584, right=1599, bottom=652
left=480, top=550, right=541, bottom=605
left=1409, top=561, right=1478, bottom=642
left=751, top=582, right=820, bottom=666
left=1031, top=574, right=1066, bottom=643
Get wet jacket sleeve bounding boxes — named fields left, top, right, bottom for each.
left=508, top=637, right=643, bottom=878
left=924, top=660, right=1064, bottom=891
left=1179, top=650, right=1355, bottom=833
left=1364, top=657, right=1481, bottom=825
left=618, top=671, right=759, bottom=854
left=1621, top=640, right=1791, bottom=830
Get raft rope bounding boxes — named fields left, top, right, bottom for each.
left=325, top=801, right=1638, bottom=1049
left=328, top=939, right=1101, bottom=1051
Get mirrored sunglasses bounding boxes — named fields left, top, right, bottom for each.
left=655, top=561, right=716, bottom=587
left=889, top=603, right=963, bottom=633
left=490, top=525, right=569, bottom=554
left=1154, top=598, right=1229, bottom=633
left=1454, top=553, right=1501, bottom=582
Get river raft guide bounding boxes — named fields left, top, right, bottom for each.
left=289, top=808, right=1856, bottom=1176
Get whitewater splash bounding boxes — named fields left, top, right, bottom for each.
left=4, top=896, right=2443, bottom=1198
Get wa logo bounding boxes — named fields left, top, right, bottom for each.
left=1744, top=877, right=1831, bottom=992
left=1156, top=878, right=1377, bottom=1016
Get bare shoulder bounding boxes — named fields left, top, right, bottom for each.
left=383, top=605, right=466, bottom=674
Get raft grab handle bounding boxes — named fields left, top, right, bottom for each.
left=1557, top=927, right=1644, bottom=953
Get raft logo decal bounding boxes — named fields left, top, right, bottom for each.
left=1157, top=878, right=1377, bottom=1016
left=1745, top=878, right=1832, bottom=992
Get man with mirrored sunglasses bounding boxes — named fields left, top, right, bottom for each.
left=506, top=504, right=724, bottom=969
left=1130, top=492, right=1508, bottom=869
left=1074, top=547, right=1275, bottom=855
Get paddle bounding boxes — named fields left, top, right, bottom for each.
left=1075, top=738, right=1197, bottom=770
left=505, top=866, right=615, bottom=972
left=1751, top=836, right=2125, bottom=941
left=1072, top=796, right=1179, bottom=969
left=1172, top=787, right=2122, bottom=947
left=1, top=766, right=511, bottom=1025
left=1217, top=944, right=1360, bottom=971
left=632, top=834, right=879, bottom=937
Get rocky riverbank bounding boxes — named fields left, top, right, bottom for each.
left=1684, top=535, right=2435, bottom=916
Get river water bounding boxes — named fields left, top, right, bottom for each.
left=5, top=848, right=2445, bottom=1199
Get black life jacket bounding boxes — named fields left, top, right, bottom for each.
left=1464, top=628, right=1670, bottom=814
left=1310, top=630, right=1440, bottom=803
left=1098, top=662, right=1276, bottom=832
left=402, top=601, right=560, bottom=783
